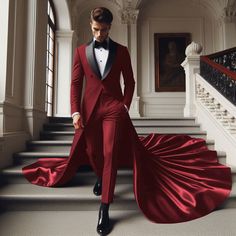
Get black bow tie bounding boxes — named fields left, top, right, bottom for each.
left=94, top=40, right=108, bottom=49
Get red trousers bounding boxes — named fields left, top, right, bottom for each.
left=84, top=89, right=128, bottom=203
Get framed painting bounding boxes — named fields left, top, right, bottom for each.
left=154, top=33, right=191, bottom=92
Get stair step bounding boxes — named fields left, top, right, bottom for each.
left=132, top=117, right=197, bottom=126
left=0, top=165, right=133, bottom=185
left=40, top=131, right=207, bottom=140
left=26, top=139, right=215, bottom=152
left=3, top=164, right=235, bottom=185
left=49, top=117, right=197, bottom=125
left=12, top=151, right=227, bottom=166
left=2, top=115, right=235, bottom=227
left=44, top=123, right=202, bottom=132
left=0, top=182, right=235, bottom=211
left=1, top=209, right=236, bottom=236
left=0, top=183, right=137, bottom=211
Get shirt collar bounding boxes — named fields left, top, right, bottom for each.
left=93, top=37, right=110, bottom=45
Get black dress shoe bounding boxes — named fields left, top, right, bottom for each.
left=97, top=203, right=111, bottom=235
left=93, top=178, right=102, bottom=196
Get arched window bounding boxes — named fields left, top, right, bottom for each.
left=46, top=0, right=56, bottom=116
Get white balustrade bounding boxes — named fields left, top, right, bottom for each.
left=196, top=75, right=236, bottom=138
left=183, top=44, right=236, bottom=166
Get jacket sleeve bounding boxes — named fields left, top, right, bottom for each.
left=70, top=48, right=85, bottom=115
left=121, top=47, right=135, bottom=110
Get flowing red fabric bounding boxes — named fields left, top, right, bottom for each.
left=22, top=119, right=232, bottom=223
left=133, top=133, right=232, bottom=223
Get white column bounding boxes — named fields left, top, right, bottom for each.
left=0, top=0, right=33, bottom=168
left=120, top=4, right=141, bottom=117
left=0, top=0, right=10, bottom=136
left=181, top=42, right=202, bottom=117
left=222, top=19, right=236, bottom=49
left=54, top=30, right=74, bottom=117
left=24, top=0, right=48, bottom=138
left=0, top=0, right=9, bottom=103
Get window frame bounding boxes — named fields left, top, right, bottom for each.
left=46, top=0, right=57, bottom=116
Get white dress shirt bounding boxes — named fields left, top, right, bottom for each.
left=94, top=39, right=109, bottom=76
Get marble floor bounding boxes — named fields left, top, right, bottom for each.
left=0, top=209, right=236, bottom=236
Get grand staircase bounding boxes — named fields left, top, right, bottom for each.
left=0, top=117, right=236, bottom=236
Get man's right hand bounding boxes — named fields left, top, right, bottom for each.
left=73, top=114, right=82, bottom=129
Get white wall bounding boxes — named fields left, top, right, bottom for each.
left=137, top=0, right=218, bottom=117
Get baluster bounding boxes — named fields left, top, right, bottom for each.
left=220, top=110, right=229, bottom=127
left=207, top=98, right=216, bottom=112
left=214, top=103, right=223, bottom=120
left=196, top=84, right=201, bottom=98
left=201, top=92, right=210, bottom=104
left=228, top=116, right=236, bottom=134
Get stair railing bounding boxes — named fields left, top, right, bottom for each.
left=200, top=47, right=236, bottom=105
left=199, top=48, right=236, bottom=131
left=182, top=44, right=236, bottom=167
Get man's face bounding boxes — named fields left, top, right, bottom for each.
left=90, top=20, right=111, bottom=42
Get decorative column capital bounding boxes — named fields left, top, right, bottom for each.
left=120, top=3, right=139, bottom=24
left=221, top=6, right=236, bottom=23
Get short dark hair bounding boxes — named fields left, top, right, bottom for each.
left=90, top=7, right=113, bottom=24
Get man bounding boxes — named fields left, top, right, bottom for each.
left=71, top=7, right=135, bottom=235
left=22, top=6, right=232, bottom=235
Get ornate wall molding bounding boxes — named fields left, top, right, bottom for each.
left=222, top=5, right=236, bottom=23
left=120, top=2, right=139, bottom=24
left=199, top=0, right=236, bottom=21
left=107, top=0, right=122, bottom=9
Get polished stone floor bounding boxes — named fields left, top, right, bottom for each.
left=0, top=209, right=236, bottom=236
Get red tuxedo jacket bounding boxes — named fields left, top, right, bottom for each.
left=70, top=39, right=135, bottom=126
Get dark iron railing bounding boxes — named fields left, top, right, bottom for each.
left=200, top=47, right=236, bottom=105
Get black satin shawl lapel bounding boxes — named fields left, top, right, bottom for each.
left=102, top=39, right=117, bottom=80
left=85, top=40, right=101, bottom=79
